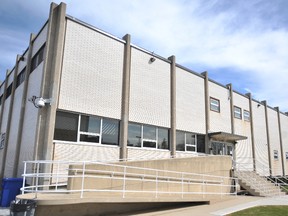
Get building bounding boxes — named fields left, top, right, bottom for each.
left=0, top=2, right=287, bottom=182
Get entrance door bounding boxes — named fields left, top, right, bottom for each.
left=211, top=142, right=234, bottom=156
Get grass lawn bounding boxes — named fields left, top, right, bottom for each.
left=228, top=206, right=288, bottom=216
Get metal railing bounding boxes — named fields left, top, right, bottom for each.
left=21, top=160, right=237, bottom=200
left=233, top=159, right=288, bottom=196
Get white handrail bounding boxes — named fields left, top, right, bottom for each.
left=21, top=160, right=237, bottom=199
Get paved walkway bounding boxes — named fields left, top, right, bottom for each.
left=0, top=207, right=9, bottom=216
left=1, top=195, right=287, bottom=216
left=129, top=195, right=288, bottom=216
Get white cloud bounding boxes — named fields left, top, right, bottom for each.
left=1, top=0, right=287, bottom=111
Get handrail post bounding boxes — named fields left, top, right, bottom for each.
left=22, top=162, right=27, bottom=195
left=220, top=181, right=223, bottom=199
left=35, top=161, right=40, bottom=199
left=235, top=178, right=238, bottom=196
left=202, top=175, right=204, bottom=198
left=181, top=173, right=184, bottom=198
left=155, top=170, right=158, bottom=198
left=122, top=166, right=127, bottom=198
left=80, top=162, right=86, bottom=198
left=56, top=161, right=60, bottom=191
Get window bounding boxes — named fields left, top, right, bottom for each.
left=274, top=150, right=278, bottom=160
left=286, top=152, right=288, bottom=160
left=234, top=106, right=242, bottom=119
left=196, top=135, right=206, bottom=153
left=127, top=123, right=169, bottom=150
left=54, top=111, right=78, bottom=141
left=157, top=128, right=169, bottom=150
left=31, top=44, right=45, bottom=73
left=79, top=115, right=101, bottom=143
left=244, top=110, right=250, bottom=121
left=16, top=67, right=26, bottom=88
left=127, top=123, right=141, bottom=147
left=54, top=111, right=120, bottom=145
left=210, top=97, right=220, bottom=112
left=102, top=118, right=119, bottom=145
left=143, top=125, right=157, bottom=148
left=176, top=131, right=197, bottom=152
left=5, top=83, right=13, bottom=99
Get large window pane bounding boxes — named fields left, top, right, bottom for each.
left=186, top=146, right=196, bottom=151
left=102, top=119, right=119, bottom=145
left=54, top=111, right=78, bottom=141
left=143, top=125, right=156, bottom=140
left=176, top=131, right=185, bottom=151
left=80, top=115, right=100, bottom=133
left=157, top=128, right=169, bottom=149
left=143, top=141, right=156, bottom=148
left=197, top=135, right=206, bottom=153
left=80, top=134, right=99, bottom=143
left=210, top=97, right=220, bottom=112
left=128, top=123, right=141, bottom=147
left=186, top=133, right=195, bottom=145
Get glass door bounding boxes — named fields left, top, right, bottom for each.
left=211, top=142, right=234, bottom=156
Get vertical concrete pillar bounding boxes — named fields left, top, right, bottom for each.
left=201, top=72, right=210, bottom=154
left=13, top=34, right=35, bottom=177
left=35, top=2, right=66, bottom=178
left=119, top=34, right=131, bottom=161
left=263, top=100, right=272, bottom=176
left=227, top=84, right=234, bottom=134
left=0, top=70, right=10, bottom=180
left=246, top=93, right=256, bottom=171
left=0, top=71, right=9, bottom=131
left=227, top=83, right=237, bottom=162
left=168, top=56, right=176, bottom=158
left=2, top=55, right=22, bottom=177
left=275, top=107, right=285, bottom=176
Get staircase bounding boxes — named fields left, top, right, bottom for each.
left=234, top=170, right=286, bottom=197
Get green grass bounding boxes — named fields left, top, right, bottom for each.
left=228, top=206, right=288, bottom=216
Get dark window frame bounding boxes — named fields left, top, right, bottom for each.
left=210, top=97, right=220, bottom=113
left=5, top=83, right=13, bottom=100
left=127, top=123, right=169, bottom=150
left=16, top=67, right=26, bottom=88
left=243, top=110, right=250, bottom=121
left=176, top=130, right=197, bottom=152
left=234, top=106, right=242, bottom=119
left=30, top=44, right=45, bottom=73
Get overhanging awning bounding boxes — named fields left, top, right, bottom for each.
left=208, top=132, right=247, bottom=143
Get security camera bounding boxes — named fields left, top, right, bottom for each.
left=28, top=96, right=52, bottom=108
left=35, top=97, right=46, bottom=108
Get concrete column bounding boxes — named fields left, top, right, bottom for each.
left=0, top=70, right=10, bottom=180
left=201, top=72, right=210, bottom=154
left=0, top=71, right=9, bottom=131
left=227, top=84, right=234, bottom=134
left=35, top=2, right=66, bottom=177
left=13, top=34, right=35, bottom=177
left=2, top=55, right=22, bottom=177
left=119, top=34, right=131, bottom=161
left=263, top=100, right=272, bottom=176
left=168, top=56, right=176, bottom=158
left=246, top=93, right=256, bottom=171
left=275, top=107, right=285, bottom=176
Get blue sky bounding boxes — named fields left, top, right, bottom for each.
left=0, top=0, right=287, bottom=111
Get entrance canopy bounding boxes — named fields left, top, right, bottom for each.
left=208, top=132, right=247, bottom=143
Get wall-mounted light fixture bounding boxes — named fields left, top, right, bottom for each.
left=149, top=52, right=156, bottom=63
left=28, top=96, right=52, bottom=108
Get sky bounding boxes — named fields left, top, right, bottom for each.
left=0, top=0, right=287, bottom=111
